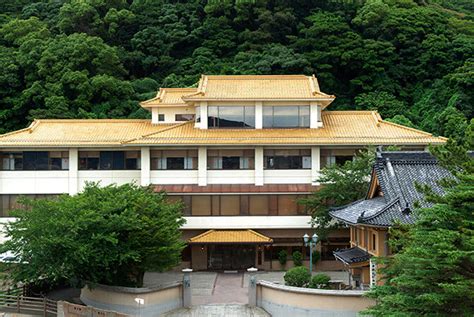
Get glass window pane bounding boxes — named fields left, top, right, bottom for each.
left=222, top=157, right=240, bottom=169
left=278, top=195, right=298, bottom=215
left=87, top=158, right=99, bottom=170
left=175, top=114, right=195, bottom=121
left=218, top=106, right=244, bottom=127
left=191, top=196, right=211, bottom=216
left=23, top=152, right=36, bottom=170
left=244, top=106, right=255, bottom=128
left=220, top=196, right=240, bottom=215
left=50, top=158, right=62, bottom=170
left=112, top=151, right=125, bottom=169
left=299, top=106, right=310, bottom=127
left=36, top=152, right=49, bottom=170
left=208, top=106, right=218, bottom=128
left=195, top=106, right=201, bottom=123
left=100, top=152, right=113, bottom=170
left=125, top=158, right=138, bottom=170
left=167, top=157, right=185, bottom=170
left=273, top=107, right=299, bottom=127
left=263, top=107, right=273, bottom=128
left=249, top=196, right=269, bottom=215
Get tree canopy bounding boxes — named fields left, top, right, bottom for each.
left=2, top=183, right=185, bottom=287
left=364, top=139, right=474, bottom=316
left=302, top=148, right=375, bottom=238
left=0, top=0, right=472, bottom=137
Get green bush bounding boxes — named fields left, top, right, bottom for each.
left=284, top=266, right=311, bottom=287
left=292, top=250, right=303, bottom=266
left=309, top=273, right=331, bottom=289
left=312, top=250, right=321, bottom=264
left=278, top=249, right=287, bottom=266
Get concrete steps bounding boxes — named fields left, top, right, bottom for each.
left=162, top=304, right=270, bottom=317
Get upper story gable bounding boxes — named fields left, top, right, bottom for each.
left=140, top=75, right=335, bottom=128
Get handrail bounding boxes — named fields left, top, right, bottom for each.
left=0, top=292, right=57, bottom=316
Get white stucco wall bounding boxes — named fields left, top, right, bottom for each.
left=263, top=170, right=312, bottom=184
left=150, top=170, right=198, bottom=185
left=0, top=171, right=69, bottom=194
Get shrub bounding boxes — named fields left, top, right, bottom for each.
left=292, top=250, right=303, bottom=266
left=284, top=266, right=311, bottom=287
left=278, top=249, right=287, bottom=266
left=312, top=250, right=321, bottom=264
left=309, top=273, right=331, bottom=289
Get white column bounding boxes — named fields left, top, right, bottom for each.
left=255, top=101, right=263, bottom=129
left=198, top=147, right=207, bottom=186
left=310, top=102, right=319, bottom=129
left=200, top=102, right=208, bottom=129
left=68, top=148, right=78, bottom=195
left=151, top=108, right=159, bottom=124
left=311, top=146, right=320, bottom=186
left=141, top=147, right=151, bottom=186
left=255, top=147, right=264, bottom=186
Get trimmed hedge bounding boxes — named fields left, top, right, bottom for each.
left=284, top=266, right=311, bottom=287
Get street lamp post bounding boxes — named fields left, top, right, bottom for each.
left=303, top=233, right=318, bottom=274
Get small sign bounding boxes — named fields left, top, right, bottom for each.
left=370, top=258, right=377, bottom=287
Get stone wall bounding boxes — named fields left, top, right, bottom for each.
left=80, top=282, right=183, bottom=317
left=255, top=280, right=375, bottom=317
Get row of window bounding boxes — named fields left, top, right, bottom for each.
left=196, top=106, right=311, bottom=128
left=1, top=150, right=354, bottom=171
left=0, top=194, right=58, bottom=217
left=167, top=194, right=308, bottom=216
left=157, top=114, right=195, bottom=122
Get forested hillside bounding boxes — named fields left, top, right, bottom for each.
left=1, top=0, right=473, bottom=141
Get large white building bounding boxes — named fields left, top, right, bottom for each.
left=0, top=75, right=445, bottom=271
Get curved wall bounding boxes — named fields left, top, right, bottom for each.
left=80, top=282, right=183, bottom=317
left=256, top=281, right=375, bottom=317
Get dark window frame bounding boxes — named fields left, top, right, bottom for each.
left=79, top=151, right=140, bottom=170
left=1, top=151, right=69, bottom=171
left=150, top=150, right=198, bottom=170
left=175, top=114, right=195, bottom=121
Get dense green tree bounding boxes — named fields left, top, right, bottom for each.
left=302, top=148, right=375, bottom=238
left=2, top=183, right=185, bottom=287
left=364, top=140, right=474, bottom=316
left=0, top=0, right=472, bottom=135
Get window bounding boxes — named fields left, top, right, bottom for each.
left=263, top=106, right=309, bottom=128
left=371, top=233, right=377, bottom=251
left=264, top=149, right=311, bottom=169
left=1, top=152, right=69, bottom=171
left=151, top=150, right=197, bottom=170
left=195, top=106, right=201, bottom=123
left=207, top=149, right=254, bottom=170
left=320, top=237, right=351, bottom=260
left=175, top=114, right=195, bottom=121
left=220, top=196, right=240, bottom=215
left=0, top=194, right=58, bottom=217
left=158, top=114, right=165, bottom=122
left=249, top=195, right=269, bottom=215
left=320, top=149, right=356, bottom=168
left=208, top=106, right=255, bottom=128
left=79, top=151, right=140, bottom=170
left=191, top=196, right=211, bottom=216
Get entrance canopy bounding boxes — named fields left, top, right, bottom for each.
left=188, top=229, right=273, bottom=244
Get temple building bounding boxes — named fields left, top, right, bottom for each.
left=0, top=75, right=446, bottom=271
left=330, top=151, right=452, bottom=288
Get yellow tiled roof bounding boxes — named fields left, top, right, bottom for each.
left=182, top=75, right=335, bottom=106
left=188, top=230, right=273, bottom=244
left=0, top=119, right=173, bottom=147
left=125, top=111, right=446, bottom=146
left=0, top=111, right=446, bottom=147
left=140, top=88, right=197, bottom=108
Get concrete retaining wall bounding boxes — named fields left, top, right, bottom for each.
left=80, top=282, right=183, bottom=317
left=256, top=280, right=374, bottom=317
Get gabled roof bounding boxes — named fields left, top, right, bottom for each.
left=333, top=247, right=371, bottom=265
left=0, top=112, right=447, bottom=147
left=140, top=88, right=197, bottom=108
left=188, top=229, right=273, bottom=244
left=329, top=151, right=453, bottom=227
left=181, top=75, right=335, bottom=107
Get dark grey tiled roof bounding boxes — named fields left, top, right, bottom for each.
left=329, top=151, right=452, bottom=227
left=333, top=247, right=371, bottom=264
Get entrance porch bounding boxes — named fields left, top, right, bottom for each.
left=188, top=229, right=272, bottom=271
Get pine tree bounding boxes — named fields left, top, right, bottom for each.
left=364, top=140, right=474, bottom=316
